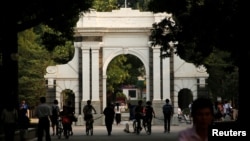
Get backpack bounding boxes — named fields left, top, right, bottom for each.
left=145, top=106, right=153, bottom=116
left=134, top=105, right=143, bottom=114
left=83, top=105, right=93, bottom=115
left=52, top=105, right=59, bottom=116
left=163, top=104, right=172, bottom=115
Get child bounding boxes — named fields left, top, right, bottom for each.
left=18, top=108, right=30, bottom=141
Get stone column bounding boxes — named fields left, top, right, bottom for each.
left=81, top=48, right=90, bottom=101
left=145, top=75, right=150, bottom=101
left=102, top=75, right=107, bottom=112
left=172, top=90, right=179, bottom=125
left=152, top=46, right=161, bottom=100
left=162, top=57, right=170, bottom=100
left=91, top=47, right=100, bottom=101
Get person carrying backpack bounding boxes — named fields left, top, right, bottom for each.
left=50, top=99, right=60, bottom=136
left=162, top=98, right=173, bottom=133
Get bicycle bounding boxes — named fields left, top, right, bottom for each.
left=142, top=117, right=151, bottom=135
left=134, top=118, right=143, bottom=135
left=61, top=116, right=71, bottom=139
left=57, top=117, right=63, bottom=139
left=85, top=118, right=94, bottom=136
left=132, top=119, right=136, bottom=133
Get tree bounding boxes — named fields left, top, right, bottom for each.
left=93, top=0, right=119, bottom=12
left=18, top=28, right=52, bottom=108
left=18, top=26, right=75, bottom=108
left=148, top=0, right=247, bottom=123
left=0, top=0, right=94, bottom=110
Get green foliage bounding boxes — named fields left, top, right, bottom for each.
left=92, top=0, right=150, bottom=12
left=13, top=0, right=94, bottom=52
left=116, top=92, right=127, bottom=99
left=148, top=0, right=241, bottom=67
left=18, top=26, right=75, bottom=108
left=93, top=0, right=119, bottom=12
left=148, top=0, right=240, bottom=103
left=18, top=28, right=53, bottom=107
left=107, top=54, right=145, bottom=94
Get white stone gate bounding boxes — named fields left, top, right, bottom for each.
left=44, top=8, right=208, bottom=125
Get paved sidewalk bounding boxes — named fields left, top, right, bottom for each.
left=29, top=121, right=192, bottom=141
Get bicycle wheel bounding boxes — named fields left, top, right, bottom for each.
left=86, top=121, right=90, bottom=135
left=143, top=122, right=148, bottom=133
left=64, top=125, right=70, bottom=139
left=144, top=119, right=151, bottom=135
left=57, top=121, right=63, bottom=139
left=136, top=121, right=140, bottom=135
left=90, top=122, right=93, bottom=136
left=90, top=127, right=93, bottom=136
left=57, top=127, right=63, bottom=139
left=86, top=126, right=89, bottom=135
left=146, top=122, right=151, bottom=135
left=132, top=120, right=136, bottom=133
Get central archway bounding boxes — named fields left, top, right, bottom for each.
left=102, top=47, right=151, bottom=111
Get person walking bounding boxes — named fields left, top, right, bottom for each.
left=1, top=103, right=18, bottom=141
left=59, top=106, right=72, bottom=139
left=114, top=102, right=121, bottom=125
left=19, top=100, right=29, bottom=117
left=178, top=98, right=214, bottom=141
left=134, top=100, right=144, bottom=132
left=66, top=101, right=75, bottom=135
left=18, top=108, right=30, bottom=141
left=50, top=99, right=60, bottom=136
left=144, top=101, right=155, bottom=134
left=103, top=102, right=115, bottom=136
left=35, top=96, right=52, bottom=141
left=162, top=98, right=173, bottom=133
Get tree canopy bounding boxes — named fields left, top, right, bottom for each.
left=0, top=0, right=94, bottom=109
left=148, top=0, right=241, bottom=67
left=148, top=0, right=247, bottom=123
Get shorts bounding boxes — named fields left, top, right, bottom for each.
left=51, top=116, right=59, bottom=125
left=84, top=114, right=93, bottom=121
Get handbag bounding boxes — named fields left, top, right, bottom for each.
left=62, top=116, right=70, bottom=124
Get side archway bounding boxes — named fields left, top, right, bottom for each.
left=178, top=88, right=193, bottom=111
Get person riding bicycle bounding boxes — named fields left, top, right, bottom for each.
left=83, top=100, right=97, bottom=130
left=134, top=100, right=144, bottom=133
left=144, top=101, right=155, bottom=134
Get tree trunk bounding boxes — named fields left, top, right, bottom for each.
left=0, top=12, right=19, bottom=110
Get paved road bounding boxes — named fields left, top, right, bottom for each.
left=29, top=122, right=192, bottom=141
